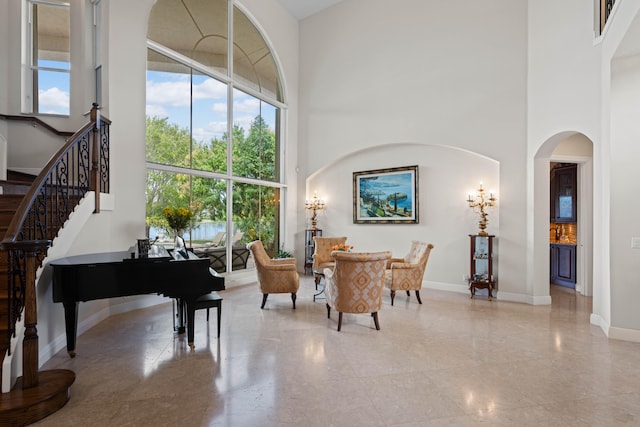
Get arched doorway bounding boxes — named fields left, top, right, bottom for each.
left=533, top=132, right=594, bottom=304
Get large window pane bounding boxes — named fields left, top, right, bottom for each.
left=191, top=176, right=227, bottom=245
left=29, top=0, right=70, bottom=115
left=191, top=175, right=231, bottom=273
left=233, top=182, right=279, bottom=258
left=145, top=169, right=192, bottom=244
left=232, top=89, right=279, bottom=182
left=146, top=50, right=192, bottom=168
left=191, top=71, right=227, bottom=173
left=34, top=66, right=70, bottom=115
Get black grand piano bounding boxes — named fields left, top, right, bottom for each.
left=50, top=245, right=224, bottom=357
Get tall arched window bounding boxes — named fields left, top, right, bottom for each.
left=145, top=0, right=285, bottom=271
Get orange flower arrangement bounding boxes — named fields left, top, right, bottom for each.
left=332, top=243, right=354, bottom=252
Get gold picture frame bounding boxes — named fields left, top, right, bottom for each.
left=353, top=165, right=419, bottom=224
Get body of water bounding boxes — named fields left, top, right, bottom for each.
left=150, top=221, right=226, bottom=242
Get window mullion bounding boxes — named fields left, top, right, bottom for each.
left=225, top=0, right=234, bottom=272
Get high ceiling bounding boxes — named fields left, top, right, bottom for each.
left=275, top=0, right=344, bottom=19
left=275, top=0, right=639, bottom=58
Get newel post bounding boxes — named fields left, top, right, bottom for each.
left=1, top=240, right=51, bottom=388
left=90, top=103, right=101, bottom=213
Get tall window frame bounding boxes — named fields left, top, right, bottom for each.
left=23, top=0, right=71, bottom=116
left=145, top=1, right=287, bottom=271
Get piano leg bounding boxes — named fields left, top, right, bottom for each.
left=62, top=301, right=79, bottom=358
left=185, top=299, right=196, bottom=350
left=174, top=298, right=186, bottom=334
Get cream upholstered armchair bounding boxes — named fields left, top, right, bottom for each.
left=385, top=241, right=434, bottom=306
left=312, top=236, right=347, bottom=285
left=247, top=240, right=299, bottom=309
left=324, top=251, right=391, bottom=331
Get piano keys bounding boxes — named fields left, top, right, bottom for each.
left=50, top=245, right=224, bottom=357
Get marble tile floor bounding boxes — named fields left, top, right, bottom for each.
left=34, top=278, right=640, bottom=426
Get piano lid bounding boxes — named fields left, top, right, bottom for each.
left=49, top=244, right=173, bottom=266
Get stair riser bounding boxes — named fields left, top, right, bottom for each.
left=0, top=199, right=24, bottom=210
left=0, top=212, right=15, bottom=223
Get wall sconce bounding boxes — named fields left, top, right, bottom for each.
left=467, top=183, right=496, bottom=236
left=305, top=192, right=325, bottom=230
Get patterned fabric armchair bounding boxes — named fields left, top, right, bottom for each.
left=385, top=241, right=434, bottom=305
left=247, top=240, right=299, bottom=309
left=312, top=236, right=347, bottom=285
left=324, top=251, right=391, bottom=331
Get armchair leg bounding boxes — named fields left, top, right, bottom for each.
left=326, top=303, right=331, bottom=318
left=415, top=290, right=422, bottom=304
left=291, top=293, right=297, bottom=309
left=390, top=290, right=396, bottom=306
left=337, top=312, right=343, bottom=331
left=372, top=312, right=380, bottom=330
left=406, top=290, right=411, bottom=297
left=261, top=294, right=268, bottom=309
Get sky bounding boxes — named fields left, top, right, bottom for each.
left=39, top=64, right=277, bottom=142
left=37, top=60, right=70, bottom=115
left=146, top=70, right=276, bottom=144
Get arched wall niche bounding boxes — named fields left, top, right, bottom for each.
left=306, top=142, right=500, bottom=296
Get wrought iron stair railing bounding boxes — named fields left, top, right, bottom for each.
left=600, top=0, right=617, bottom=34
left=0, top=103, right=109, bottom=391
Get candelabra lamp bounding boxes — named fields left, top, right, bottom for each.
left=305, top=192, right=325, bottom=230
left=467, top=183, right=496, bottom=236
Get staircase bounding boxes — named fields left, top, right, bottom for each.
left=0, top=194, right=26, bottom=363
left=0, top=105, right=110, bottom=425
left=0, top=173, right=33, bottom=371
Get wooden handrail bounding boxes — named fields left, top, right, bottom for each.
left=0, top=114, right=74, bottom=138
left=2, top=106, right=111, bottom=243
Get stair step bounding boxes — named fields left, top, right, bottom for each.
left=0, top=182, right=31, bottom=195
left=0, top=210, right=15, bottom=223
left=0, top=195, right=25, bottom=210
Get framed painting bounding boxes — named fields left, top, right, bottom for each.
left=353, top=165, right=419, bottom=224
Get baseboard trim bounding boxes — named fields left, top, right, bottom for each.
left=608, top=326, right=640, bottom=342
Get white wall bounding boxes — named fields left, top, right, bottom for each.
left=610, top=54, right=640, bottom=334
left=0, top=135, right=6, bottom=183
left=0, top=1, right=8, bottom=115
left=298, top=0, right=529, bottom=300
left=553, top=134, right=594, bottom=157
left=527, top=0, right=603, bottom=309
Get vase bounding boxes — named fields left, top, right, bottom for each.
left=174, top=229, right=185, bottom=251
